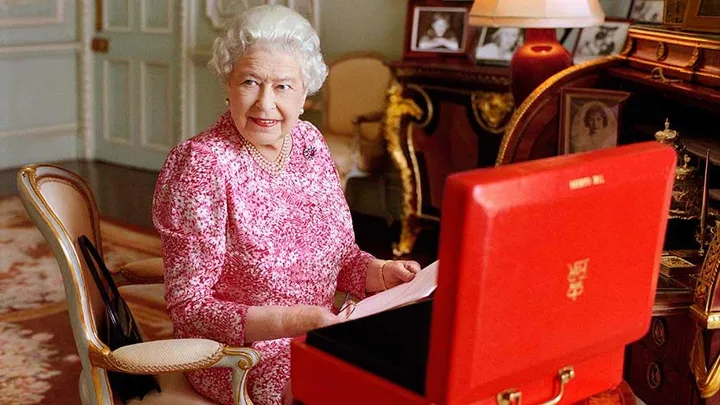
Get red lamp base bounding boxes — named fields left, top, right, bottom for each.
left=510, top=28, right=573, bottom=106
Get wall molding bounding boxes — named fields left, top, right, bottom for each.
left=0, top=41, right=81, bottom=58
left=102, top=58, right=134, bottom=146
left=0, top=123, right=77, bottom=138
left=80, top=0, right=93, bottom=160
left=139, top=60, right=173, bottom=152
left=140, top=0, right=173, bottom=34
left=180, top=0, right=190, bottom=141
left=0, top=0, right=64, bottom=27
left=104, top=0, right=133, bottom=32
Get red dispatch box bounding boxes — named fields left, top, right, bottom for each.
left=292, top=142, right=676, bottom=405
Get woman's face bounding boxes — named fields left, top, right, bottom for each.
left=432, top=17, right=449, bottom=37
left=588, top=111, right=605, bottom=131
left=226, top=47, right=306, bottom=148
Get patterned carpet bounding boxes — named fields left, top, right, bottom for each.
left=0, top=195, right=172, bottom=405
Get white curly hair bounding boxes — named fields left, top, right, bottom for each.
left=208, top=4, right=328, bottom=95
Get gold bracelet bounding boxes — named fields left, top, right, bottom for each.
left=379, top=260, right=391, bottom=291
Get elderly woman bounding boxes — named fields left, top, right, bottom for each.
left=152, top=5, right=420, bottom=405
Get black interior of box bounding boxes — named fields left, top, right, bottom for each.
left=305, top=299, right=433, bottom=395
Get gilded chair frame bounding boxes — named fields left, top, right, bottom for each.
left=17, top=164, right=260, bottom=405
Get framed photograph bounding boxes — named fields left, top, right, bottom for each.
left=474, top=27, right=524, bottom=65
left=629, top=0, right=665, bottom=23
left=664, top=0, right=689, bottom=26
left=572, top=19, right=632, bottom=64
left=410, top=6, right=468, bottom=53
left=559, top=88, right=631, bottom=155
left=682, top=0, right=720, bottom=32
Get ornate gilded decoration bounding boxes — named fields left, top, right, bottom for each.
left=690, top=325, right=720, bottom=398
left=649, top=67, right=681, bottom=84
left=686, top=46, right=701, bottom=69
left=406, top=84, right=433, bottom=128
left=655, top=118, right=679, bottom=144
left=671, top=155, right=702, bottom=219
left=382, top=80, right=424, bottom=256
left=647, top=362, right=663, bottom=390
left=656, top=42, right=668, bottom=61
left=651, top=318, right=667, bottom=347
left=692, top=223, right=720, bottom=313
left=471, top=91, right=514, bottom=135
left=620, top=37, right=635, bottom=56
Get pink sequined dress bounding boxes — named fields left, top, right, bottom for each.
left=152, top=111, right=374, bottom=405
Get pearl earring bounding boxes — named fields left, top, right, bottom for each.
left=299, top=108, right=305, bottom=115
left=225, top=98, right=229, bottom=106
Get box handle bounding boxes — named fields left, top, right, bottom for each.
left=496, top=366, right=575, bottom=405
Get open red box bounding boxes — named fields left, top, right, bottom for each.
left=292, top=142, right=676, bottom=405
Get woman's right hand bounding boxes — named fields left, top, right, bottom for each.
left=245, top=304, right=345, bottom=342
left=285, top=305, right=344, bottom=334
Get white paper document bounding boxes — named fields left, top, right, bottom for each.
left=347, top=260, right=439, bottom=320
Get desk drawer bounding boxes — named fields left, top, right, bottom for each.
left=638, top=314, right=693, bottom=375
left=626, top=342, right=696, bottom=405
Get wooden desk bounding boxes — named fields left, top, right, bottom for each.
left=494, top=26, right=720, bottom=404
left=626, top=274, right=697, bottom=405
left=383, top=62, right=512, bottom=256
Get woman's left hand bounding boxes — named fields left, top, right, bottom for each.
left=381, top=260, right=421, bottom=289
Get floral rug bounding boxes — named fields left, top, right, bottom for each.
left=0, top=195, right=172, bottom=405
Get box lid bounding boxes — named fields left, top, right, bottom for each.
left=426, top=142, right=676, bottom=404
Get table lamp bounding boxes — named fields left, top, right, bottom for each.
left=469, top=0, right=605, bottom=105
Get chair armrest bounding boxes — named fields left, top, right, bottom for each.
left=113, top=257, right=164, bottom=286
left=103, top=338, right=261, bottom=405
left=352, top=110, right=384, bottom=126
left=352, top=110, right=387, bottom=173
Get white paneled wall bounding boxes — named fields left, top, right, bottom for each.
left=0, top=0, right=81, bottom=169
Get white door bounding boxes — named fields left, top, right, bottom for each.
left=93, top=0, right=180, bottom=171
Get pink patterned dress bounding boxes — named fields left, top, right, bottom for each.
left=152, top=111, right=374, bottom=405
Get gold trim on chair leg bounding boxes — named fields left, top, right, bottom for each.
left=383, top=80, right=424, bottom=257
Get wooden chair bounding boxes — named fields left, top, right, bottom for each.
left=17, top=164, right=260, bottom=405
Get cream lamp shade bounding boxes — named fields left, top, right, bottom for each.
left=469, top=0, right=605, bottom=28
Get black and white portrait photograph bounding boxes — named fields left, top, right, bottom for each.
left=559, top=89, right=630, bottom=155
left=629, top=0, right=665, bottom=23
left=474, top=27, right=524, bottom=64
left=410, top=6, right=467, bottom=53
left=573, top=20, right=631, bottom=63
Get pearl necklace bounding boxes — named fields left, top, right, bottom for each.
left=239, top=134, right=291, bottom=175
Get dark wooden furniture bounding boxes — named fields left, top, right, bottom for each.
left=383, top=62, right=512, bottom=255
left=495, top=26, right=720, bottom=405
